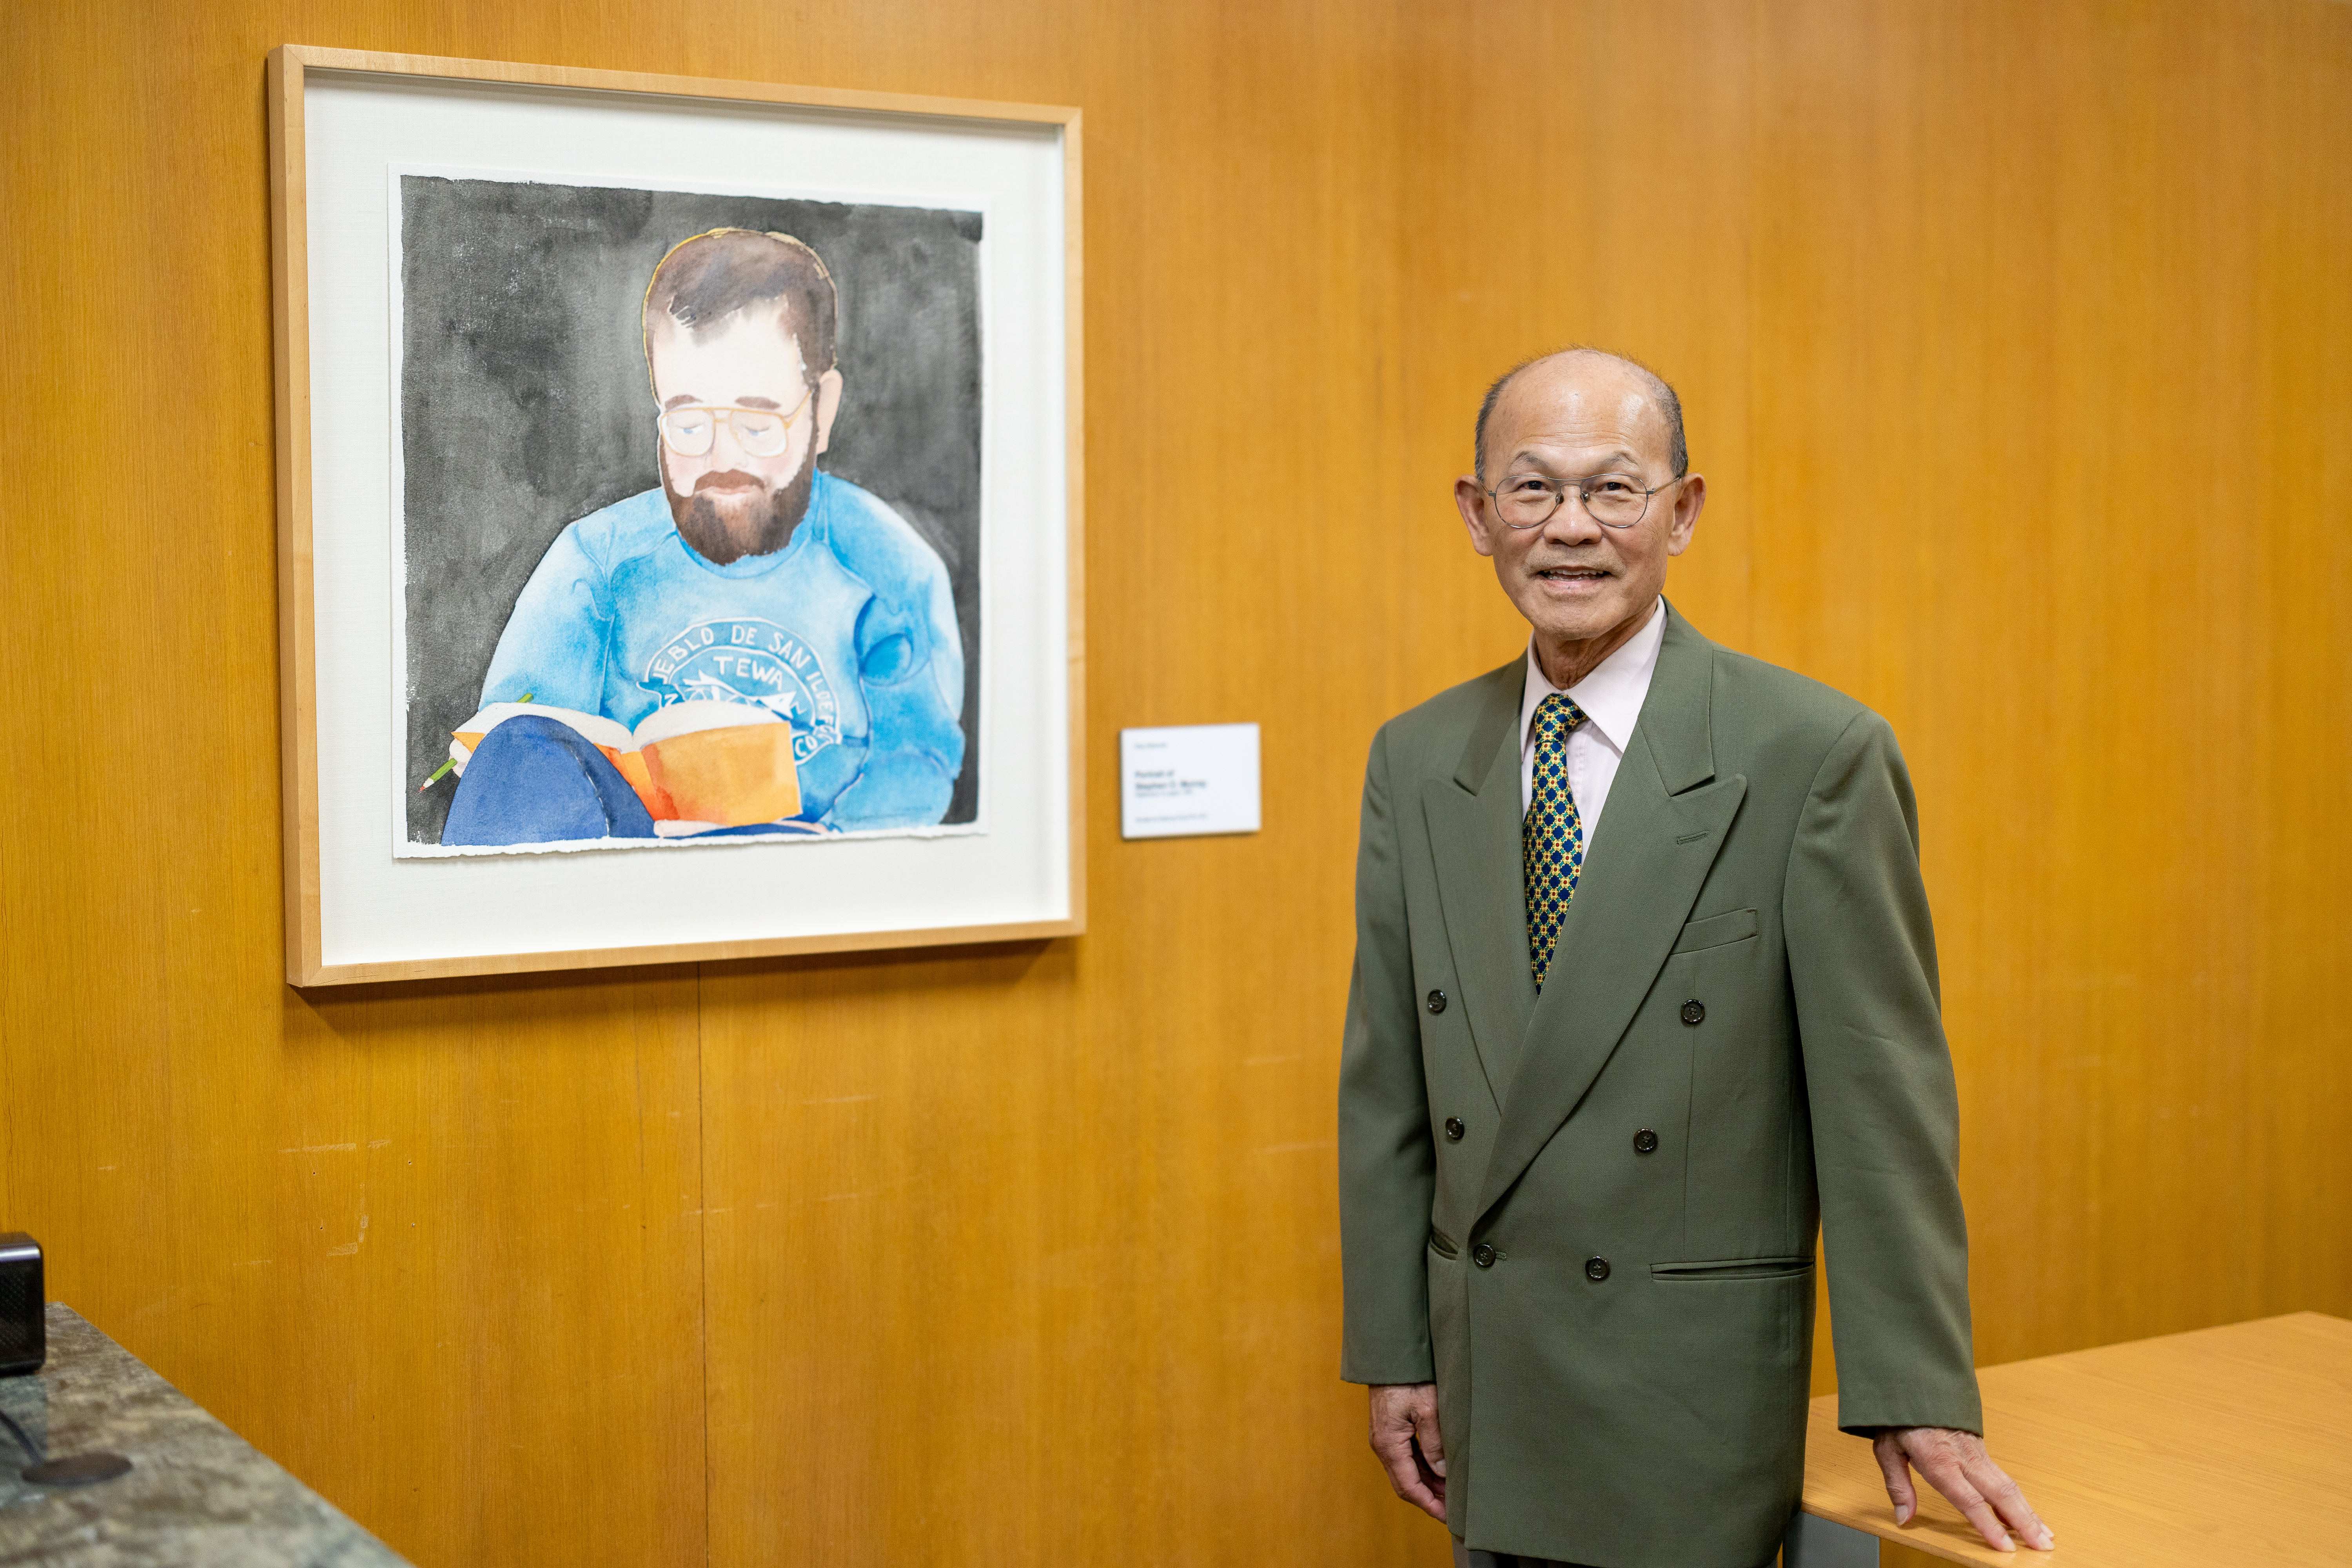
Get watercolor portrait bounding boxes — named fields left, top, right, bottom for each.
left=396, top=178, right=984, bottom=854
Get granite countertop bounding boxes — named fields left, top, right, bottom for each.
left=0, top=1305, right=409, bottom=1567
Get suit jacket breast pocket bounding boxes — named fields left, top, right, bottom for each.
left=1672, top=907, right=1758, bottom=954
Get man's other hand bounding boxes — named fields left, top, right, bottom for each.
left=1367, top=1383, right=1447, bottom=1521
left=1873, top=1426, right=2054, bottom=1552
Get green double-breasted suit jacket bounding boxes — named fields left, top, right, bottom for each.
left=1338, top=606, right=1982, bottom=1567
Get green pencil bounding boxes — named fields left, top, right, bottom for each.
left=421, top=694, right=533, bottom=789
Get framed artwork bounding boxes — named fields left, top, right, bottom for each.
left=267, top=46, right=1083, bottom=984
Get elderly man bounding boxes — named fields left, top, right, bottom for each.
left=1337, top=349, right=2052, bottom=1566
left=441, top=227, right=964, bottom=844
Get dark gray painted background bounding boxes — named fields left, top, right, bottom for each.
left=399, top=176, right=984, bottom=843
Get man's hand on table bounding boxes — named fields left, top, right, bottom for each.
left=1368, top=1383, right=1447, bottom=1521
left=1873, top=1426, right=2054, bottom=1553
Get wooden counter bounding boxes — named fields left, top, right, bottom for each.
left=1791, top=1312, right=2352, bottom=1566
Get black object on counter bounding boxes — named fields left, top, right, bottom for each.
left=0, top=1235, right=43, bottom=1377
left=0, top=1237, right=131, bottom=1488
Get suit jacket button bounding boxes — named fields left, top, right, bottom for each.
left=1443, top=1117, right=1465, bottom=1141
left=1471, top=1243, right=1496, bottom=1269
left=1584, top=1256, right=1610, bottom=1281
left=1426, top=989, right=1447, bottom=1014
left=1633, top=1129, right=1659, bottom=1154
left=1680, top=999, right=1706, bottom=1026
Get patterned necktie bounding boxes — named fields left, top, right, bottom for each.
left=1524, top=691, right=1588, bottom=991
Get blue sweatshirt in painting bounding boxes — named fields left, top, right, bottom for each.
left=473, top=471, right=965, bottom=833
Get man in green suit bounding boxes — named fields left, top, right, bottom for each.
left=1338, top=350, right=2054, bottom=1567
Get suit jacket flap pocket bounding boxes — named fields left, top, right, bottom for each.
left=1671, top=907, right=1759, bottom=954
left=1650, top=1255, right=1812, bottom=1280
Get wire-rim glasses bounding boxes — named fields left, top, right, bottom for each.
left=1485, top=471, right=1682, bottom=530
left=657, top=387, right=816, bottom=459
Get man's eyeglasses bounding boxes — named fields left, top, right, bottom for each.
left=657, top=388, right=815, bottom=459
left=1485, top=471, right=1682, bottom=530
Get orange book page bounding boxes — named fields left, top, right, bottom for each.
left=641, top=726, right=799, bottom=826
left=608, top=750, right=679, bottom=821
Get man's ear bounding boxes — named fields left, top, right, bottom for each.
left=1455, top=475, right=1499, bottom=559
left=1665, top=473, right=1706, bottom=557
left=812, top=367, right=845, bottom=457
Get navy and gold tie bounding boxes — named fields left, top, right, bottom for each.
left=1524, top=691, right=1588, bottom=991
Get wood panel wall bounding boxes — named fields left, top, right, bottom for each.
left=2, top=2, right=2346, bottom=1564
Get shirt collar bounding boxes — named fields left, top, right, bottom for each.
left=1520, top=597, right=1668, bottom=755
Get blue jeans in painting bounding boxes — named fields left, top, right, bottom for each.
left=442, top=717, right=657, bottom=846
left=443, top=716, right=839, bottom=846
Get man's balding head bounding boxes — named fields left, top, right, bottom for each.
left=1454, top=347, right=1706, bottom=690
left=1474, top=348, right=1687, bottom=481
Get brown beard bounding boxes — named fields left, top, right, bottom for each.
left=666, top=462, right=817, bottom=566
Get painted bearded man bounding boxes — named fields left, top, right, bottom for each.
left=442, top=227, right=965, bottom=845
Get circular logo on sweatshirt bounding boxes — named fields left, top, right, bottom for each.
left=641, top=619, right=839, bottom=763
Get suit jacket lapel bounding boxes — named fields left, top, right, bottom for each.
left=1475, top=606, right=1747, bottom=1225
left=1421, top=660, right=1535, bottom=1110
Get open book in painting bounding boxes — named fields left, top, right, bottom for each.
left=446, top=700, right=801, bottom=833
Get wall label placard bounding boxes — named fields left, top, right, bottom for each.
left=1120, top=724, right=1260, bottom=840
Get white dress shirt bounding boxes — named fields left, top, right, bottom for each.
left=1519, top=597, right=1668, bottom=847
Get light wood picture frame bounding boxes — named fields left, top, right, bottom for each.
left=268, top=46, right=1084, bottom=985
